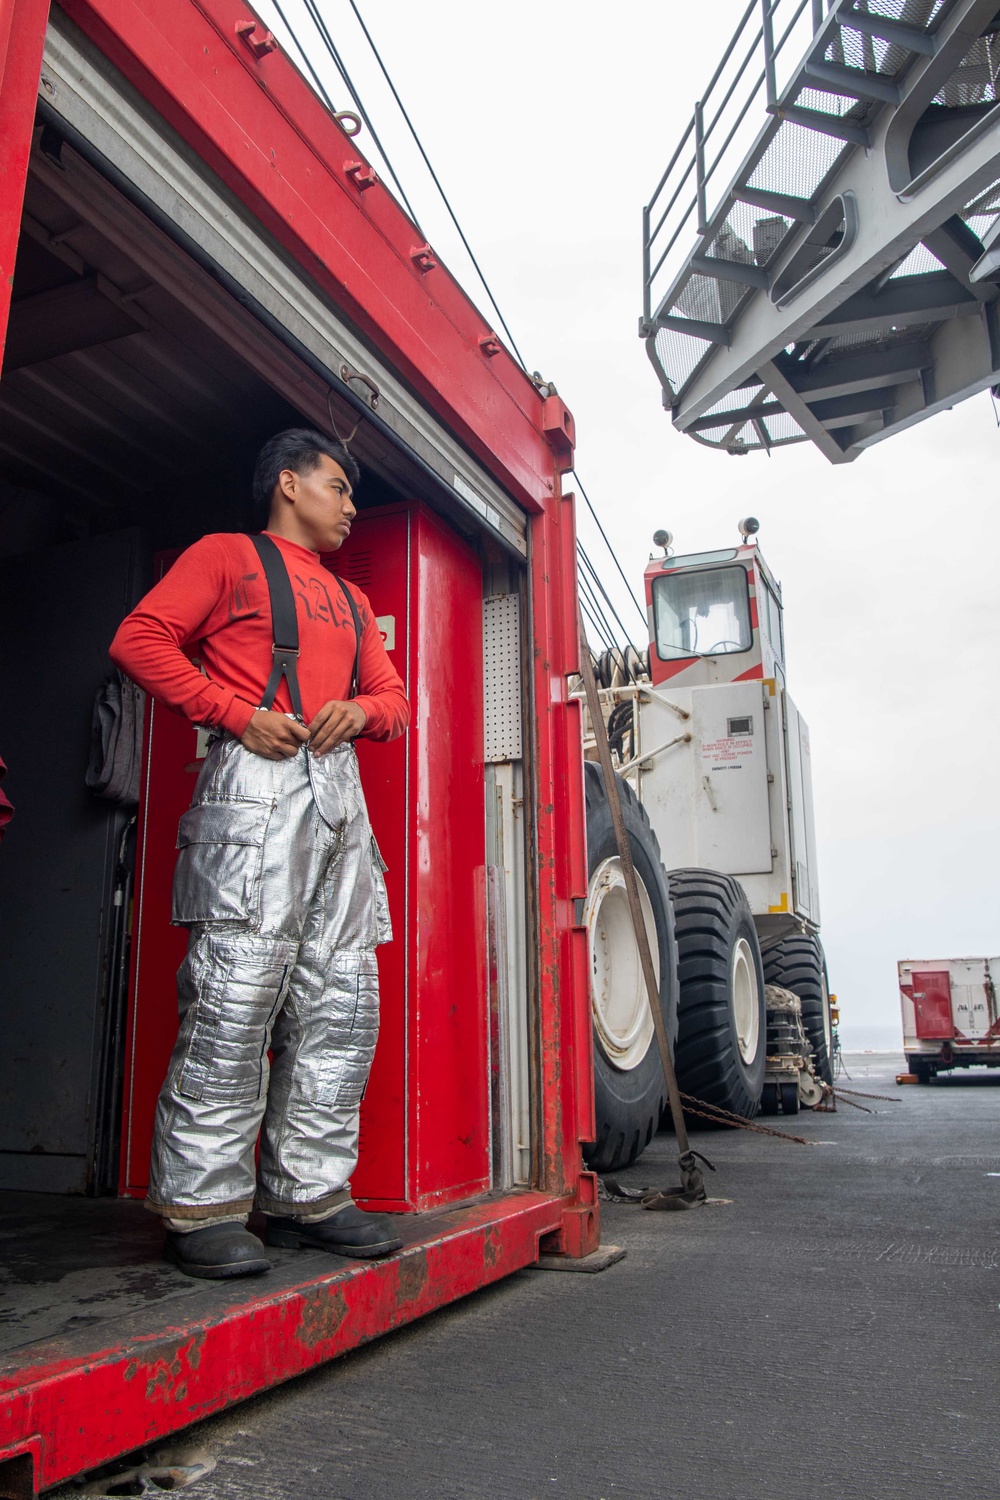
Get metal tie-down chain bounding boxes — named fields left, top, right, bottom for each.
left=578, top=610, right=712, bottom=1210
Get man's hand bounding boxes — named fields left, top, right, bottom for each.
left=307, top=700, right=367, bottom=755
left=240, top=710, right=311, bottom=760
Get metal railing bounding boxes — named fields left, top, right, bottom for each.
left=642, top=0, right=830, bottom=324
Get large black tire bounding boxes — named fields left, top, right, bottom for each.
left=907, top=1056, right=934, bottom=1084
left=668, top=870, right=767, bottom=1120
left=582, top=763, right=679, bottom=1174
left=763, top=933, right=833, bottom=1084
left=779, top=1081, right=800, bottom=1115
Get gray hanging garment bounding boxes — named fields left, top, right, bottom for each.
left=85, top=669, right=145, bottom=806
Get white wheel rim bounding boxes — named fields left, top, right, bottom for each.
left=584, top=857, right=658, bottom=1071
left=732, top=937, right=760, bottom=1064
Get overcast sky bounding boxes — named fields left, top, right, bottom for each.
left=259, top=0, right=1000, bottom=1050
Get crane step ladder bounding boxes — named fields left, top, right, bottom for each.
left=641, top=0, right=1000, bottom=461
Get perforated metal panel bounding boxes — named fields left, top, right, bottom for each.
left=483, top=594, right=523, bottom=763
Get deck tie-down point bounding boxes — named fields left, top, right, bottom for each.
left=80, top=1448, right=216, bottom=1498
left=601, top=1149, right=715, bottom=1211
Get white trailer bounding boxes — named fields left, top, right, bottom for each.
left=579, top=526, right=834, bottom=1171
left=899, top=958, right=1000, bottom=1081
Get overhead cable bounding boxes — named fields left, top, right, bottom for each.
left=578, top=555, right=627, bottom=651
left=577, top=561, right=619, bottom=651
left=275, top=3, right=637, bottom=656
left=347, top=0, right=527, bottom=370
left=578, top=541, right=639, bottom=652
left=278, top=0, right=423, bottom=225
left=576, top=563, right=614, bottom=644
left=580, top=593, right=615, bottom=653
left=302, top=0, right=422, bottom=223
left=270, top=0, right=335, bottom=107
left=572, top=468, right=648, bottom=632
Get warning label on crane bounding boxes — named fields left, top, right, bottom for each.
left=701, top=735, right=755, bottom=770
left=688, top=684, right=771, bottom=873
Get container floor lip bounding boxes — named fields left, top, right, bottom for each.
left=0, top=1187, right=565, bottom=1490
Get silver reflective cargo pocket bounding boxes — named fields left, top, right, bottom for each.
left=171, top=799, right=274, bottom=926
left=370, top=836, right=392, bottom=945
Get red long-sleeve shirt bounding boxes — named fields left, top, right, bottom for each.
left=110, top=532, right=409, bottom=741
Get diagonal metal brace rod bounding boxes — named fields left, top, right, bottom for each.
left=618, top=732, right=692, bottom=779
left=577, top=609, right=708, bottom=1207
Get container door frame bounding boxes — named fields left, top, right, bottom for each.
left=37, top=8, right=528, bottom=563
left=0, top=0, right=51, bottom=362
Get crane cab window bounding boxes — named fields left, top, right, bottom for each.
left=652, top=565, right=752, bottom=659
left=760, top=582, right=784, bottom=665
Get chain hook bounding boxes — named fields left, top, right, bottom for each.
left=327, top=389, right=361, bottom=448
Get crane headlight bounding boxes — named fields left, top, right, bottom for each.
left=738, top=517, right=760, bottom=540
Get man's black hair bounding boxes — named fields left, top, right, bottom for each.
left=251, top=429, right=361, bottom=525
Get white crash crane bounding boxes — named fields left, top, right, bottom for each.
left=577, top=520, right=834, bottom=1171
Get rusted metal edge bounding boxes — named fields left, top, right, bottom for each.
left=1, top=1192, right=563, bottom=1490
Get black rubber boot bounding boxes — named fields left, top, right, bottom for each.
left=264, top=1203, right=403, bottom=1258
left=164, top=1222, right=271, bottom=1279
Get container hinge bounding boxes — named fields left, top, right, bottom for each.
left=345, top=160, right=378, bottom=190
left=235, top=20, right=278, bottom=58
left=410, top=244, right=438, bottom=273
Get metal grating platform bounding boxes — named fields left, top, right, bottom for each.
left=641, top=0, right=1000, bottom=461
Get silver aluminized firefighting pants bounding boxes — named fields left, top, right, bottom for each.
left=146, top=735, right=391, bottom=1222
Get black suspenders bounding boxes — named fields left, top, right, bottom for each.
left=249, top=534, right=362, bottom=720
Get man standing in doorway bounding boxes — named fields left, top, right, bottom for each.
left=111, top=429, right=409, bottom=1278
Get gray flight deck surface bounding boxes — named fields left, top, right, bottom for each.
left=50, top=1056, right=997, bottom=1499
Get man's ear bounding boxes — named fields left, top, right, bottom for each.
left=276, top=468, right=298, bottom=502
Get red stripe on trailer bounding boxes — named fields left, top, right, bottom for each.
left=528, top=493, right=599, bottom=1232
left=911, top=970, right=954, bottom=1039
left=0, top=1193, right=564, bottom=1492
left=733, top=663, right=764, bottom=681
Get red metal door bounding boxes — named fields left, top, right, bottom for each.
left=912, top=970, right=954, bottom=1040
left=330, top=504, right=489, bottom=1211
left=118, top=551, right=198, bottom=1195
left=330, top=510, right=410, bottom=1206
left=121, top=502, right=488, bottom=1213
left=120, top=523, right=413, bottom=1203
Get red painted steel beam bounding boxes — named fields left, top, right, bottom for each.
left=0, top=0, right=52, bottom=359
left=58, top=0, right=561, bottom=513
left=526, top=492, right=598, bottom=1256
left=0, top=1193, right=564, bottom=1490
